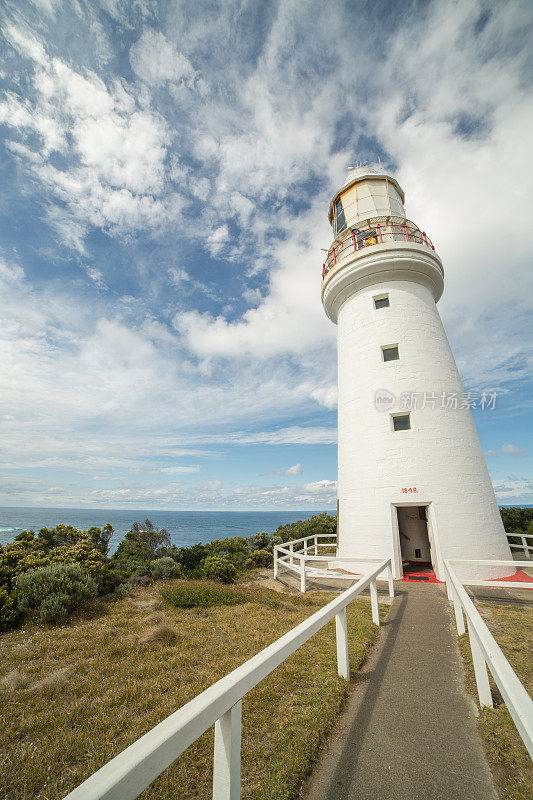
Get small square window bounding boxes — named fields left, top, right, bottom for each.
left=392, top=413, right=411, bottom=431
left=382, top=345, right=399, bottom=362
left=374, top=295, right=389, bottom=309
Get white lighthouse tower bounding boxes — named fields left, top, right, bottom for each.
left=321, top=165, right=511, bottom=581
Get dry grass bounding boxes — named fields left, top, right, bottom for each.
left=459, top=603, right=533, bottom=800
left=0, top=580, right=384, bottom=800
left=138, top=623, right=178, bottom=645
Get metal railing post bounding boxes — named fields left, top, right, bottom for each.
left=314, top=535, right=318, bottom=556
left=386, top=563, right=394, bottom=598
left=213, top=700, right=242, bottom=800
left=300, top=557, right=306, bottom=593
left=467, top=622, right=493, bottom=708
left=289, top=542, right=294, bottom=567
left=273, top=547, right=278, bottom=580
left=335, top=608, right=350, bottom=679
left=370, top=580, right=379, bottom=625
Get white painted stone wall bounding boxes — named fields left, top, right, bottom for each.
left=335, top=277, right=512, bottom=581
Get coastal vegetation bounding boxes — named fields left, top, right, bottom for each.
left=499, top=506, right=533, bottom=535
left=0, top=579, right=383, bottom=800
left=459, top=603, right=533, bottom=800
left=0, top=513, right=337, bottom=631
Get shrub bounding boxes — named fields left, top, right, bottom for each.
left=150, top=557, right=182, bottom=581
left=247, top=531, right=269, bottom=550
left=243, top=549, right=273, bottom=569
left=0, top=587, right=18, bottom=631
left=113, top=582, right=130, bottom=599
left=17, top=563, right=98, bottom=624
left=274, top=513, right=337, bottom=544
left=177, top=543, right=209, bottom=571
left=202, top=555, right=237, bottom=583
left=161, top=581, right=246, bottom=609
left=98, top=565, right=123, bottom=595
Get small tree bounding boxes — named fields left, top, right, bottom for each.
left=114, top=520, right=170, bottom=562
left=88, top=524, right=114, bottom=556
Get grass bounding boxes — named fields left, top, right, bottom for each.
left=0, top=579, right=385, bottom=800
left=458, top=603, right=533, bottom=800
left=160, top=580, right=248, bottom=609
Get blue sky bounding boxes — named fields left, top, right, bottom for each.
left=0, top=0, right=531, bottom=510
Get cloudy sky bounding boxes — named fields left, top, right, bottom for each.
left=0, top=0, right=532, bottom=510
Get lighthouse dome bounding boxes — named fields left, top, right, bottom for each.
left=329, top=165, right=406, bottom=234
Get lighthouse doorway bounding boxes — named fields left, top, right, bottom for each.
left=396, top=505, right=436, bottom=580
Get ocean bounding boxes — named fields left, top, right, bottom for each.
left=0, top=507, right=326, bottom=554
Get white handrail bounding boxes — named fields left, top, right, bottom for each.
left=275, top=533, right=336, bottom=548
left=506, top=532, right=533, bottom=559
left=444, top=560, right=533, bottom=758
left=63, top=560, right=391, bottom=800
left=447, top=558, right=532, bottom=590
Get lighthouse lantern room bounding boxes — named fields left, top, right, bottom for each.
left=321, top=166, right=511, bottom=581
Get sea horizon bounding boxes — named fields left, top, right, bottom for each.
left=0, top=505, right=336, bottom=553
left=0, top=503, right=529, bottom=554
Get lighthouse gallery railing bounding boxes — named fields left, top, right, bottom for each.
left=322, top=216, right=436, bottom=281
left=62, top=559, right=392, bottom=800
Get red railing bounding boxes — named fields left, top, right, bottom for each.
left=322, top=217, right=435, bottom=281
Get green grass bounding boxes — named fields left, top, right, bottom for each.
left=0, top=580, right=386, bottom=800
left=458, top=603, right=533, bottom=800
left=161, top=580, right=248, bottom=609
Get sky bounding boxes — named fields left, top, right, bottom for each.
left=0, top=0, right=532, bottom=511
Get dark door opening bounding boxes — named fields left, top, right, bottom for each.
left=397, top=506, right=436, bottom=581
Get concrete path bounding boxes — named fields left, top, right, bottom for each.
left=304, top=582, right=498, bottom=800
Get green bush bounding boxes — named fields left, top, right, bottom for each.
left=243, top=549, right=273, bottom=569
left=113, top=583, right=130, bottom=599
left=161, top=581, right=246, bottom=609
left=98, top=565, right=123, bottom=595
left=500, top=507, right=533, bottom=533
left=247, top=531, right=270, bottom=551
left=150, top=557, right=182, bottom=581
left=202, top=555, right=237, bottom=583
left=0, top=587, right=18, bottom=631
left=17, top=563, right=98, bottom=624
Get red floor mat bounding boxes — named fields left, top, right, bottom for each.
left=402, top=562, right=441, bottom=583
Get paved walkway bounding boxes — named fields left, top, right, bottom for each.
left=304, top=582, right=498, bottom=800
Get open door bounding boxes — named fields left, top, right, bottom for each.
left=397, top=505, right=436, bottom=581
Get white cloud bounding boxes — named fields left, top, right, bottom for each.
left=130, top=30, right=195, bottom=86
left=263, top=463, right=303, bottom=476
left=2, top=21, right=48, bottom=65
left=0, top=29, right=185, bottom=245
left=487, top=444, right=527, bottom=458
left=493, top=476, right=533, bottom=501
left=502, top=444, right=526, bottom=458
left=311, top=385, right=337, bottom=410
left=285, top=463, right=302, bottom=476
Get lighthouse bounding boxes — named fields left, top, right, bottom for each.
left=321, top=166, right=512, bottom=581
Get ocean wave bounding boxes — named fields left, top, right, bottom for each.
left=0, top=527, right=19, bottom=532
